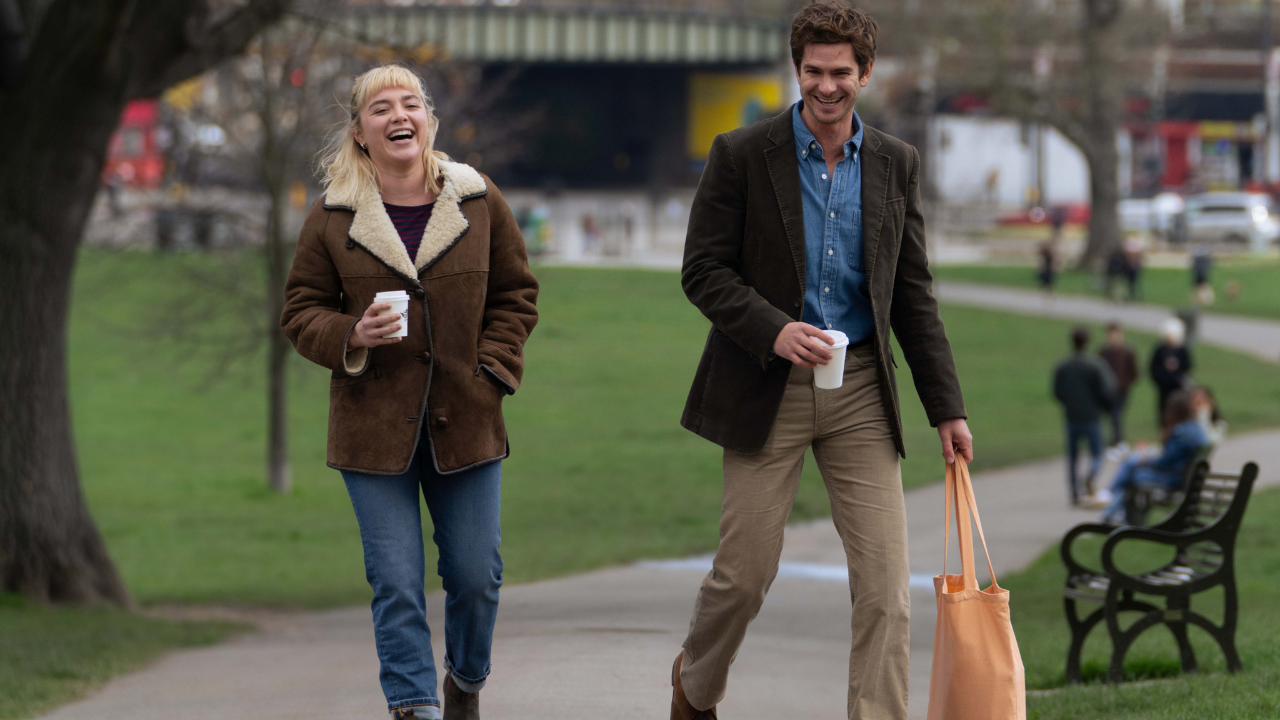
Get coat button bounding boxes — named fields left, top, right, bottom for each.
left=413, top=287, right=425, bottom=299
left=415, top=351, right=431, bottom=363
left=794, top=299, right=802, bottom=307
left=435, top=416, right=449, bottom=428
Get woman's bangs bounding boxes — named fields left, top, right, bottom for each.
left=354, top=67, right=426, bottom=112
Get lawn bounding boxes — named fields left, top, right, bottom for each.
left=8, top=248, right=1280, bottom=717
left=1005, top=488, right=1280, bottom=719
left=935, top=260, right=1280, bottom=321
left=61, top=249, right=1280, bottom=605
left=0, top=594, right=244, bottom=719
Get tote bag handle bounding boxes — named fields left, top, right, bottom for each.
left=942, top=457, right=1000, bottom=592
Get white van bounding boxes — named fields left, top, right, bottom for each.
left=1183, top=192, right=1280, bottom=252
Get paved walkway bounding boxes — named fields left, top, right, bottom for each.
left=37, top=286, right=1280, bottom=720
left=936, top=281, right=1280, bottom=364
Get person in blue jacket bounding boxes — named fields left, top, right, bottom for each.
left=1102, top=390, right=1210, bottom=525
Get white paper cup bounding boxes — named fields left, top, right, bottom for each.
left=374, top=290, right=410, bottom=338
left=812, top=330, right=850, bottom=390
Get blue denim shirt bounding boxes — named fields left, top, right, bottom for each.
left=793, top=102, right=874, bottom=343
left=1149, top=420, right=1211, bottom=474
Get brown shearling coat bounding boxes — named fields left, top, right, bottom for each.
left=281, top=161, right=538, bottom=475
left=681, top=111, right=965, bottom=457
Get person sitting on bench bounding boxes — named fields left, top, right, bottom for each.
left=1101, top=390, right=1210, bottom=526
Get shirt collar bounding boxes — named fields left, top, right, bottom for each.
left=792, top=101, right=864, bottom=161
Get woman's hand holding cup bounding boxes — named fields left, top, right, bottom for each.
left=348, top=302, right=404, bottom=349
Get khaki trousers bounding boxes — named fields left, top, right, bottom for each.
left=679, top=343, right=911, bottom=720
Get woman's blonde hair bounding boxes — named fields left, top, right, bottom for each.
left=319, top=64, right=449, bottom=201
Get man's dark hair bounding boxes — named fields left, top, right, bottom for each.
left=1071, top=326, right=1091, bottom=351
left=1162, top=390, right=1195, bottom=433
left=790, top=1, right=878, bottom=78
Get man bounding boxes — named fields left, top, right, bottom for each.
left=1098, top=322, right=1138, bottom=448
left=1053, top=327, right=1115, bottom=506
left=672, top=4, right=971, bottom=719
left=1150, top=317, right=1192, bottom=425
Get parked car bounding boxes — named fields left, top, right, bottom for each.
left=1120, top=192, right=1184, bottom=237
left=1181, top=192, right=1280, bottom=251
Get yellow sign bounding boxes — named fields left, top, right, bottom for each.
left=1197, top=121, right=1240, bottom=140
left=688, top=73, right=785, bottom=159
left=163, top=76, right=203, bottom=113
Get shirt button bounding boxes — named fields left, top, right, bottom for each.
left=810, top=142, right=815, bottom=148
left=802, top=150, right=807, bottom=156
left=822, top=174, right=828, bottom=180
left=824, top=287, right=830, bottom=293
left=829, top=212, right=835, bottom=218
left=828, top=249, right=833, bottom=255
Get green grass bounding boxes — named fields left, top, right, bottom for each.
left=0, top=594, right=244, bottom=719
left=1004, top=488, right=1280, bottom=719
left=935, top=260, right=1280, bottom=321
left=62, top=248, right=1280, bottom=605
left=14, top=248, right=1279, bottom=718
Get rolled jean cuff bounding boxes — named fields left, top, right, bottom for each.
left=388, top=699, right=442, bottom=719
left=445, top=660, right=488, bottom=693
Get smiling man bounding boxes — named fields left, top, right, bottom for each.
left=671, top=3, right=971, bottom=719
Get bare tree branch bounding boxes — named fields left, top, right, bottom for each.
left=130, top=0, right=289, bottom=98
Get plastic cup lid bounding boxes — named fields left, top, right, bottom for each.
left=819, top=330, right=850, bottom=349
left=375, top=290, right=410, bottom=301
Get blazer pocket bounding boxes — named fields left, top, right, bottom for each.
left=885, top=197, right=906, bottom=236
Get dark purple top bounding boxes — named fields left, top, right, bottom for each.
left=383, top=202, right=435, bottom=263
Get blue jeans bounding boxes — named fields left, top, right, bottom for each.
left=1109, top=391, right=1129, bottom=446
left=1103, top=455, right=1181, bottom=524
left=1065, top=421, right=1104, bottom=503
left=343, top=449, right=503, bottom=718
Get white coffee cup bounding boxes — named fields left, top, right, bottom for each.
left=374, top=290, right=410, bottom=338
left=812, top=329, right=850, bottom=390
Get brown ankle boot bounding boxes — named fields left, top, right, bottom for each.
left=443, top=674, right=480, bottom=720
left=671, top=651, right=718, bottom=720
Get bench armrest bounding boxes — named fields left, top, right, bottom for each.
left=1100, top=525, right=1222, bottom=592
left=1060, top=522, right=1117, bottom=578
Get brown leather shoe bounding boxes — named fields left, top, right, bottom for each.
left=671, top=651, right=717, bottom=719
left=443, top=673, right=480, bottom=720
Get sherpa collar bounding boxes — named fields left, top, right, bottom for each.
left=324, top=160, right=488, bottom=279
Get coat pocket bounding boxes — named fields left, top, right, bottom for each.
left=331, top=365, right=381, bottom=388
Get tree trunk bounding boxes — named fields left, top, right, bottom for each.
left=0, top=0, right=286, bottom=603
left=1078, top=0, right=1124, bottom=269
left=265, top=185, right=291, bottom=495
left=0, top=0, right=140, bottom=604
left=0, top=223, right=133, bottom=604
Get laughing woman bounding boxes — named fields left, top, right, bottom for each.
left=280, top=65, right=538, bottom=720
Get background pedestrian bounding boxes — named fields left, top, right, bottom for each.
left=1150, top=317, right=1192, bottom=426
left=1098, top=322, right=1138, bottom=450
left=1123, top=236, right=1145, bottom=301
left=1053, top=326, right=1115, bottom=506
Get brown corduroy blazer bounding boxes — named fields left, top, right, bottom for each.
left=281, top=161, right=538, bottom=475
left=680, top=110, right=965, bottom=457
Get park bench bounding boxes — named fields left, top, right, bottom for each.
left=1060, top=460, right=1258, bottom=684
left=1125, top=444, right=1214, bottom=526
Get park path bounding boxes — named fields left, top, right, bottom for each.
left=935, top=280, right=1280, bottom=364
left=36, top=286, right=1280, bottom=720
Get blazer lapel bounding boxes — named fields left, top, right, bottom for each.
left=763, top=112, right=807, bottom=293
left=860, top=128, right=892, bottom=285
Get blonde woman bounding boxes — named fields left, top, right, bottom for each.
left=281, top=65, right=538, bottom=720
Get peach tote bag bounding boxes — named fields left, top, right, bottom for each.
left=926, top=458, right=1026, bottom=720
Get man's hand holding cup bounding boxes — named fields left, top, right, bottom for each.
left=773, top=322, right=834, bottom=369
